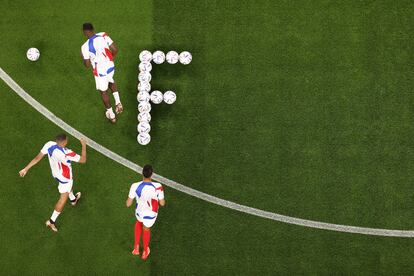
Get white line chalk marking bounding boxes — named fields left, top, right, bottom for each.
left=1, top=67, right=413, bottom=237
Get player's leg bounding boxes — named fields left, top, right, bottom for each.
left=100, top=90, right=116, bottom=123
left=141, top=225, right=151, bottom=260
left=132, top=219, right=143, bottom=255
left=141, top=215, right=156, bottom=260
left=96, top=76, right=116, bottom=123
left=108, top=81, right=118, bottom=93
left=108, top=75, right=123, bottom=114
left=69, top=189, right=82, bottom=206
left=46, top=192, right=69, bottom=232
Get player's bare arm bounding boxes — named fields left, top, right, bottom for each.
left=19, top=152, right=45, bottom=177
left=126, top=197, right=134, bottom=207
left=82, top=57, right=91, bottom=68
left=109, top=43, right=118, bottom=57
left=159, top=199, right=166, bottom=206
left=79, top=138, right=87, bottom=163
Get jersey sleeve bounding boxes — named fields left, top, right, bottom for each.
left=128, top=184, right=137, bottom=199
left=155, top=184, right=165, bottom=200
left=103, top=33, right=113, bottom=46
left=40, top=142, right=50, bottom=155
left=81, top=43, right=90, bottom=60
left=65, top=150, right=81, bottom=163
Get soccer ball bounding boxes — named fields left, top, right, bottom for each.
left=164, top=91, right=176, bottom=104
left=166, top=51, right=179, bottom=64
left=26, top=48, right=40, bottom=61
left=137, top=133, right=151, bottom=145
left=138, top=112, right=151, bottom=123
left=152, top=51, right=165, bottom=64
left=179, top=51, right=192, bottom=65
left=139, top=61, right=152, bottom=72
left=138, top=101, right=151, bottom=113
left=139, top=50, right=152, bottom=62
left=137, top=122, right=151, bottom=134
left=137, top=91, right=150, bottom=102
left=138, top=72, right=151, bottom=83
left=150, top=90, right=163, bottom=104
left=138, top=82, right=151, bottom=93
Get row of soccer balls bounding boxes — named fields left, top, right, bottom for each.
left=136, top=90, right=176, bottom=145
left=139, top=50, right=192, bottom=65
left=136, top=103, right=152, bottom=145
left=137, top=83, right=177, bottom=104
left=138, top=90, right=176, bottom=105
left=137, top=50, right=192, bottom=82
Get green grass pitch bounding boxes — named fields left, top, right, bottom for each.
left=1, top=0, right=414, bottom=274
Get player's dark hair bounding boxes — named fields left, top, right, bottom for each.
left=55, top=133, right=67, bottom=142
left=142, top=165, right=153, bottom=178
left=82, top=23, right=94, bottom=31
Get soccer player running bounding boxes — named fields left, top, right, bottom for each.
left=126, top=165, right=165, bottom=260
left=19, top=134, right=87, bottom=232
left=81, top=22, right=123, bottom=123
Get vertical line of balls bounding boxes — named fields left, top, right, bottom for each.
left=137, top=50, right=153, bottom=145
left=137, top=50, right=192, bottom=145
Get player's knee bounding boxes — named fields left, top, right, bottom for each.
left=60, top=193, right=69, bottom=201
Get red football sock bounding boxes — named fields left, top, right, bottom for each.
left=143, top=228, right=151, bottom=251
left=134, top=221, right=143, bottom=249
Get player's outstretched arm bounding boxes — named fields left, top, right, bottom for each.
left=79, top=138, right=87, bottom=164
left=19, top=152, right=45, bottom=177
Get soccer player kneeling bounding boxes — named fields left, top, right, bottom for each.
left=19, top=134, right=87, bottom=232
left=126, top=165, right=165, bottom=260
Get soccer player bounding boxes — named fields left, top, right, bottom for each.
left=126, top=165, right=165, bottom=260
left=81, top=22, right=123, bottom=123
left=19, top=134, right=87, bottom=232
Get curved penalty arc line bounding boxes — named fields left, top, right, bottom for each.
left=1, top=67, right=413, bottom=238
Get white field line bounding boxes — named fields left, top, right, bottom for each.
left=1, top=67, right=413, bottom=238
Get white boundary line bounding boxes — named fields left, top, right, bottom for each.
left=1, top=67, right=413, bottom=238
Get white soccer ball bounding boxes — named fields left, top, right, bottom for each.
left=138, top=82, right=151, bottom=93
left=152, top=50, right=165, bottom=64
left=137, top=133, right=151, bottom=145
left=150, top=90, right=163, bottom=104
left=166, top=51, right=179, bottom=64
left=138, top=112, right=151, bottom=123
left=179, top=51, right=192, bottom=65
left=139, top=50, right=152, bottom=62
left=26, top=48, right=40, bottom=61
left=137, top=122, right=151, bottom=134
left=137, top=91, right=150, bottom=102
left=138, top=71, right=152, bottom=83
left=163, top=91, right=176, bottom=104
left=139, top=61, right=152, bottom=72
left=138, top=101, right=151, bottom=113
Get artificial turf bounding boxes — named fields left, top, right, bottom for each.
left=0, top=0, right=413, bottom=274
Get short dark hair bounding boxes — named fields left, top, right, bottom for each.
left=142, top=164, right=153, bottom=178
left=55, top=133, right=67, bottom=142
left=83, top=23, right=94, bottom=31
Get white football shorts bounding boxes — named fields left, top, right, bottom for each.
left=56, top=179, right=73, bottom=194
left=95, top=71, right=114, bottom=92
left=135, top=210, right=158, bottom=228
